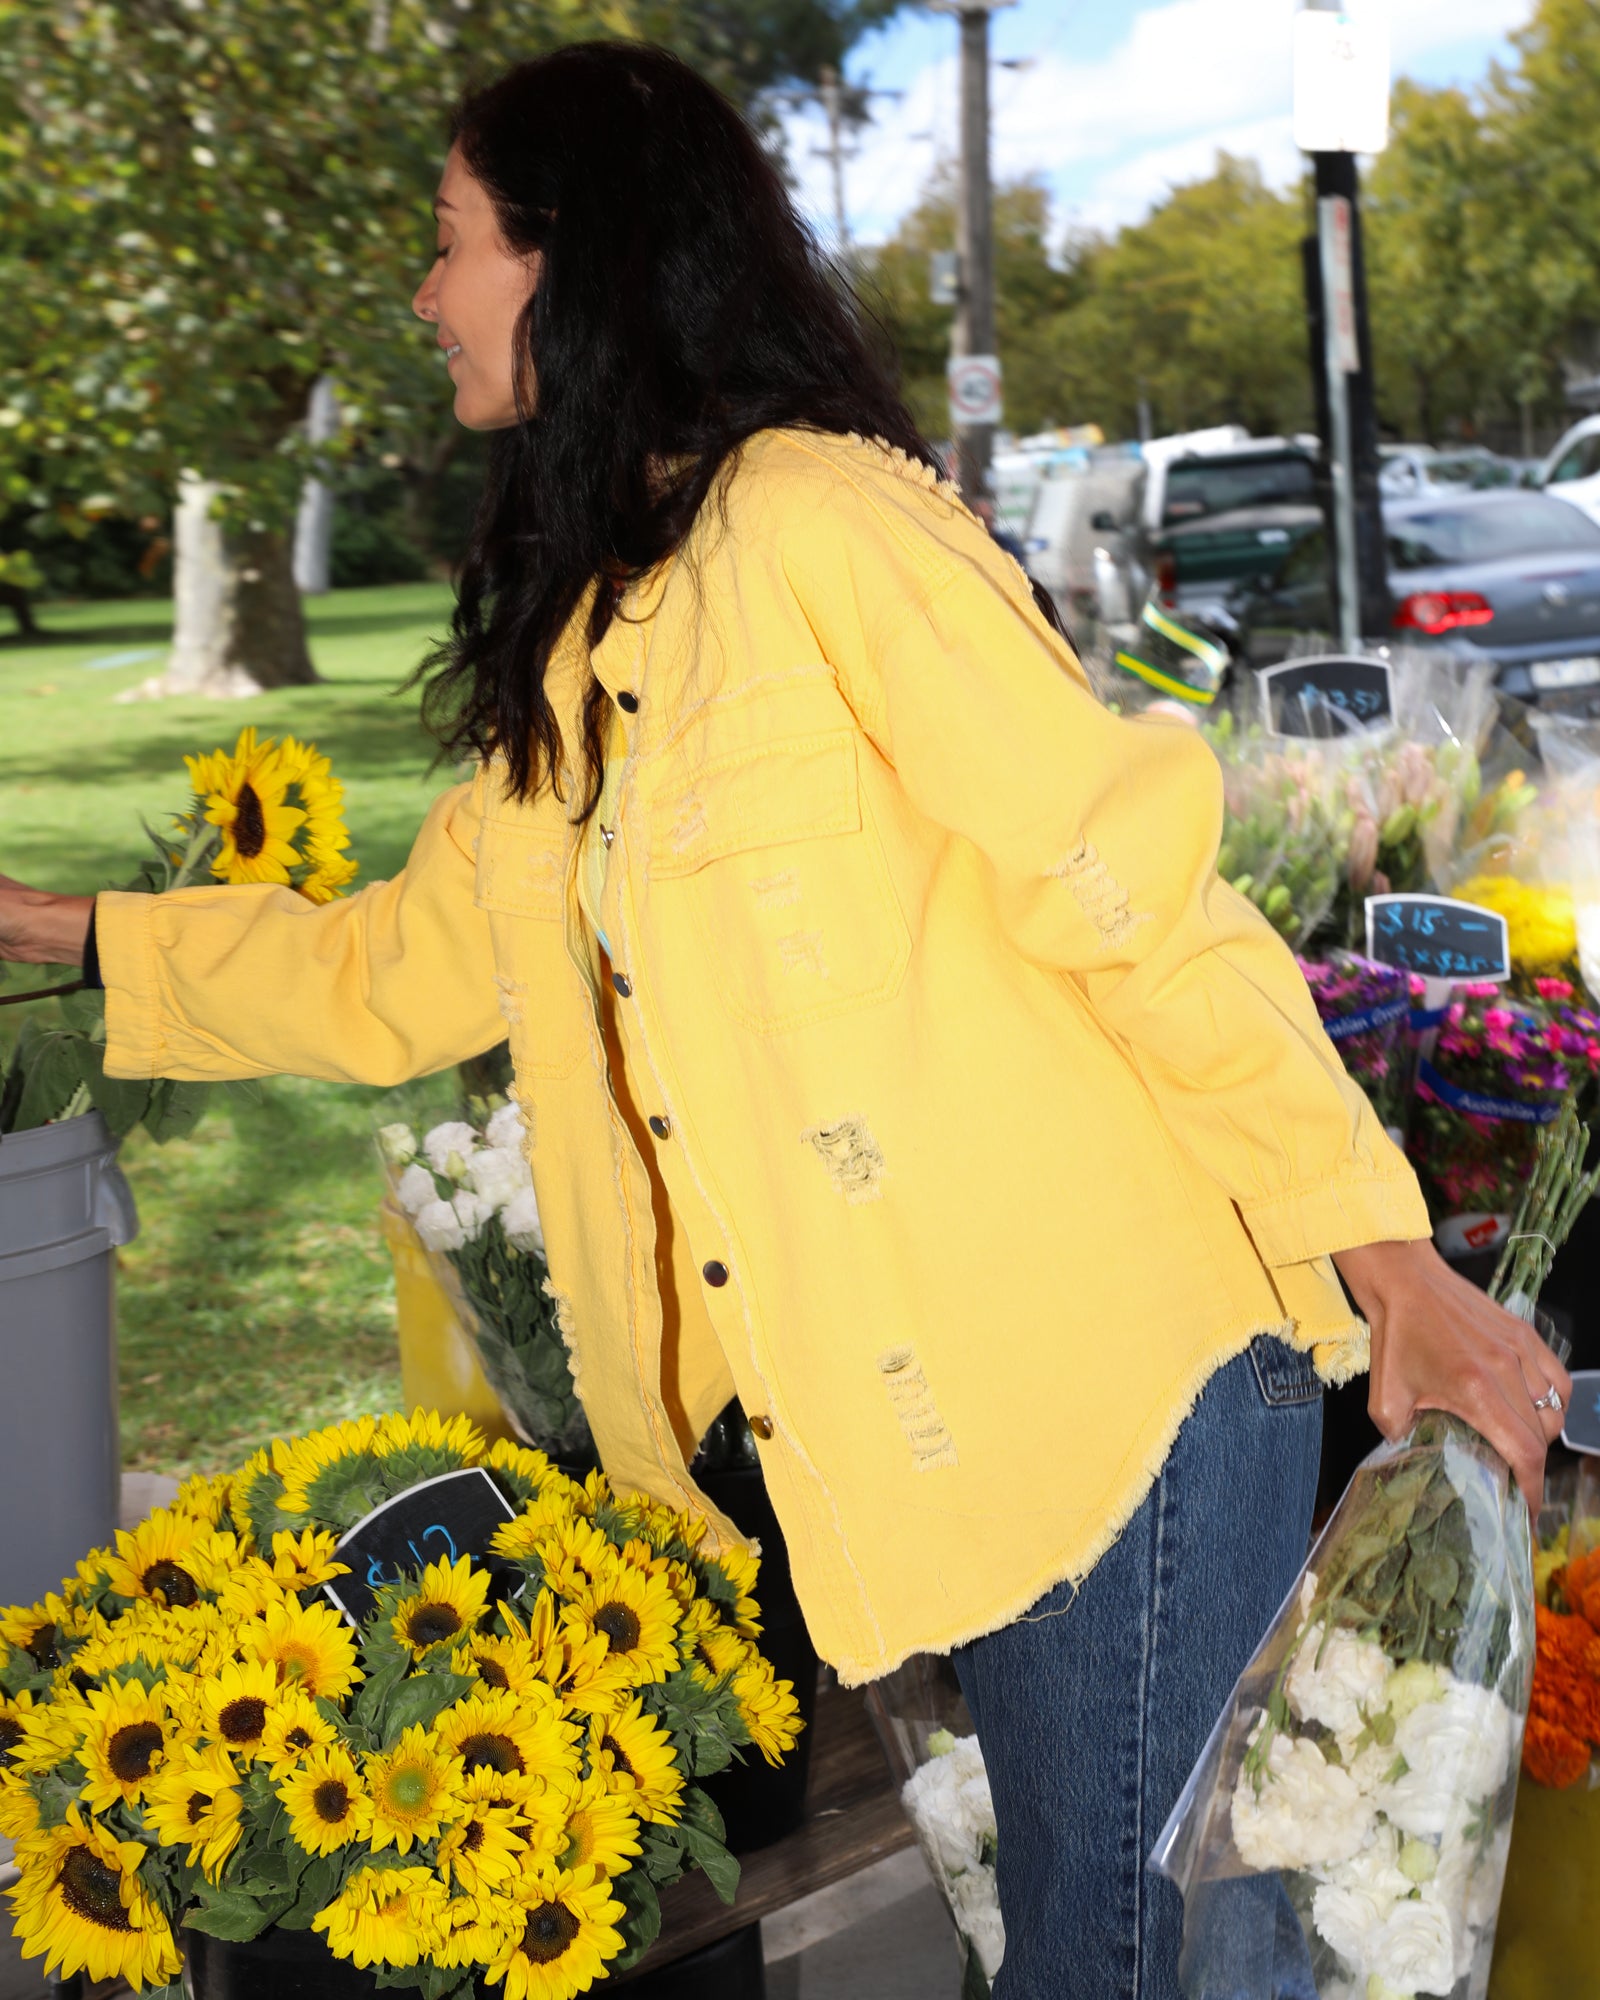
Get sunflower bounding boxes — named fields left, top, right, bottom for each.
left=187, top=726, right=312, bottom=890
left=374, top=1408, right=486, bottom=1460
left=102, top=1510, right=225, bottom=1609
left=260, top=1686, right=338, bottom=1779
left=279, top=1743, right=373, bottom=1856
left=681, top=1600, right=745, bottom=1687
left=437, top=1889, right=523, bottom=1970
left=390, top=1554, right=492, bottom=1660
left=0, top=1771, right=43, bottom=1840
left=216, top=1557, right=294, bottom=1622
left=731, top=1655, right=804, bottom=1767
left=227, top=1445, right=276, bottom=1543
left=9, top=1807, right=183, bottom=1988
left=239, top=1597, right=361, bottom=1701
left=432, top=1687, right=578, bottom=1790
left=266, top=1526, right=349, bottom=1588
left=366, top=1724, right=466, bottom=1854
left=560, top=1556, right=682, bottom=1688
left=270, top=1414, right=380, bottom=1518
left=1, top=1592, right=91, bottom=1672
left=540, top=1518, right=629, bottom=1596
left=705, top=1542, right=763, bottom=1638
left=553, top=1771, right=641, bottom=1878
left=197, top=1656, right=281, bottom=1759
left=486, top=1439, right=555, bottom=1504
left=170, top=1471, right=230, bottom=1527
left=525, top=1593, right=634, bottom=1721
left=485, top=1864, right=628, bottom=2000
left=143, top=1742, right=244, bottom=1879
left=312, top=1863, right=450, bottom=1970
left=0, top=1688, right=79, bottom=1781
left=586, top=1699, right=684, bottom=1825
left=436, top=1786, right=528, bottom=1896
left=491, top=1489, right=582, bottom=1567
left=451, top=1624, right=544, bottom=1698
left=73, top=1677, right=173, bottom=1812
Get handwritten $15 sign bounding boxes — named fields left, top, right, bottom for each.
left=1363, top=893, right=1510, bottom=985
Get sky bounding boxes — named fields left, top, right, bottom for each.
left=780, top=0, right=1537, bottom=251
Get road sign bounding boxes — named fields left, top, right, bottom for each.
left=1293, top=5, right=1390, bottom=156
left=929, top=250, right=960, bottom=306
left=948, top=353, right=1002, bottom=429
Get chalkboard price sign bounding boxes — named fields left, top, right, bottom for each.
left=1364, top=894, right=1511, bottom=984
left=1259, top=654, right=1395, bottom=734
left=323, top=1467, right=519, bottom=1629
left=1562, top=1371, right=1600, bottom=1458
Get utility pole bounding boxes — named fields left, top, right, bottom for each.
left=930, top=0, right=1012, bottom=498
left=816, top=67, right=853, bottom=271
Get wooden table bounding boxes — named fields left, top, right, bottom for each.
left=615, top=1674, right=916, bottom=1980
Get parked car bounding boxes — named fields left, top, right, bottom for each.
left=1230, top=489, right=1600, bottom=710
left=1149, top=442, right=1322, bottom=614
left=1534, top=413, right=1600, bottom=527
left=1379, top=444, right=1525, bottom=500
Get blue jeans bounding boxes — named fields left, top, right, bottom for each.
left=952, top=1338, right=1323, bottom=2000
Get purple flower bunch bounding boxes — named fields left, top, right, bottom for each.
left=1408, top=984, right=1588, bottom=1221
left=1298, top=952, right=1412, bottom=1135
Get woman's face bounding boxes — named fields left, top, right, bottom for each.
left=411, top=146, right=540, bottom=431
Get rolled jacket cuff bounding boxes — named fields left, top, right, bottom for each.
left=1241, top=1166, right=1432, bottom=1268
left=96, top=891, right=165, bottom=1080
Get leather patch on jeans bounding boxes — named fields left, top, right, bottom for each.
left=877, top=1345, right=958, bottom=1469
left=1249, top=1335, right=1323, bottom=1407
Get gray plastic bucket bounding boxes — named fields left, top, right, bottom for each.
left=0, top=1112, right=137, bottom=1608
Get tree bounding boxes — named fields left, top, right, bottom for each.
left=0, top=0, right=907, bottom=692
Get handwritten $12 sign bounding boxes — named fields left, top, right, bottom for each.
left=1259, top=654, right=1394, bottom=734
left=323, top=1467, right=519, bottom=1629
left=1364, top=893, right=1511, bottom=984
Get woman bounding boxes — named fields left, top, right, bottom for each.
left=0, top=43, right=1568, bottom=1997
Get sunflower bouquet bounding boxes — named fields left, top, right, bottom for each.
left=378, top=1098, right=591, bottom=1462
left=0, top=725, right=356, bottom=1139
left=0, top=1409, right=802, bottom=1999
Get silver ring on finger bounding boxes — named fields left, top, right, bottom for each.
left=1533, top=1385, right=1564, bottom=1414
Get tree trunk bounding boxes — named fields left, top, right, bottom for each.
left=122, top=472, right=317, bottom=700
left=293, top=376, right=338, bottom=596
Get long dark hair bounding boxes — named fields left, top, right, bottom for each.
left=418, top=41, right=938, bottom=811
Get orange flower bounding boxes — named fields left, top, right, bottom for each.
left=1523, top=1714, right=1592, bottom=1789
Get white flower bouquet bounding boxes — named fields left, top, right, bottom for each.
left=376, top=1100, right=594, bottom=1464
left=864, top=1655, right=1004, bottom=1999
left=1151, top=1414, right=1535, bottom=2000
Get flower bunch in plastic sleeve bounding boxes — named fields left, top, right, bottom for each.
left=377, top=1106, right=593, bottom=1464
left=1298, top=952, right=1412, bottom=1138
left=1406, top=985, right=1593, bottom=1240
left=1150, top=1415, right=1533, bottom=2000
left=864, top=1656, right=1003, bottom=1999
left=1204, top=714, right=1348, bottom=951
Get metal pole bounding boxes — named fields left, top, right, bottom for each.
left=818, top=66, right=853, bottom=271
left=1317, top=200, right=1361, bottom=650
left=955, top=4, right=995, bottom=496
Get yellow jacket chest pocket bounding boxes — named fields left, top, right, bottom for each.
left=641, top=731, right=910, bottom=1034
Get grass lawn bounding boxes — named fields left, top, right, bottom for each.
left=1, top=585, right=463, bottom=1476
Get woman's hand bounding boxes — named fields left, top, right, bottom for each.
left=1333, top=1236, right=1571, bottom=1513
left=0, top=876, right=94, bottom=967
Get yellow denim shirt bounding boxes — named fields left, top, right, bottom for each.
left=97, top=429, right=1429, bottom=1685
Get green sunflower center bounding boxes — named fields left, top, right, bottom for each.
left=406, top=1602, right=462, bottom=1649
left=387, top=1767, right=430, bottom=1812
left=234, top=783, right=267, bottom=860
left=522, top=1898, right=581, bottom=1964
left=186, top=1790, right=212, bottom=1826
left=457, top=1731, right=523, bottom=1776
left=57, top=1846, right=133, bottom=1932
left=0, top=1715, right=24, bottom=1764
left=312, top=1780, right=350, bottom=1824
left=601, top=1734, right=636, bottom=1780
left=142, top=1560, right=199, bottom=1608
left=594, top=1602, right=641, bottom=1654
left=218, top=1697, right=269, bottom=1744
left=107, top=1721, right=164, bottom=1784
left=25, top=1623, right=60, bottom=1671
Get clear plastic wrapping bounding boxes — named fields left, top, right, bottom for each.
left=1151, top=1414, right=1534, bottom=2000
left=864, top=1656, right=1003, bottom=1999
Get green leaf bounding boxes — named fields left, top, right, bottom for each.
left=1414, top=1551, right=1461, bottom=1608
left=678, top=1822, right=741, bottom=1905
left=278, top=1854, right=341, bottom=1931
left=679, top=1785, right=727, bottom=1847
left=609, top=1868, right=663, bottom=1971
left=144, top=1078, right=211, bottom=1145
left=382, top=1669, right=474, bottom=1742
left=349, top=1654, right=411, bottom=1742
left=183, top=1884, right=280, bottom=1943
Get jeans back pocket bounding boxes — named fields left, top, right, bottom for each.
left=1249, top=1334, right=1323, bottom=1407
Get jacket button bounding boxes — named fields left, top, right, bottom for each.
left=702, top=1260, right=729, bottom=1287
left=648, top=1114, right=670, bottom=1139
left=616, top=690, right=640, bottom=713
left=611, top=972, right=632, bottom=998
left=749, top=1414, right=774, bottom=1441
